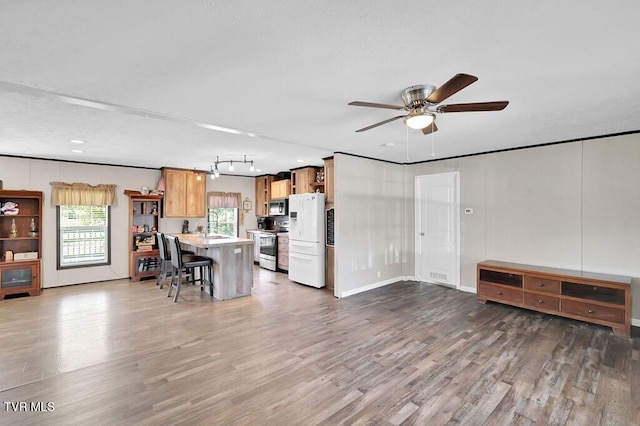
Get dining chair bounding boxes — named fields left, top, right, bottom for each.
left=165, top=235, right=214, bottom=302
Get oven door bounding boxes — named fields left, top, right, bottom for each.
left=259, top=234, right=277, bottom=271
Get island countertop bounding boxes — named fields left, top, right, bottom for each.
left=171, top=233, right=254, bottom=249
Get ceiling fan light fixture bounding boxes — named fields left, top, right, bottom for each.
left=404, top=110, right=435, bottom=130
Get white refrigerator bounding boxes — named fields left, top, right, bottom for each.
left=288, top=193, right=325, bottom=288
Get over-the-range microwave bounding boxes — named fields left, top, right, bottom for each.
left=269, top=199, right=288, bottom=216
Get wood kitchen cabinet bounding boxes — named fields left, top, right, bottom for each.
left=162, top=168, right=205, bottom=217
left=277, top=233, right=289, bottom=271
left=270, top=179, right=290, bottom=200
left=324, top=157, right=334, bottom=205
left=325, top=246, right=335, bottom=291
left=291, top=166, right=320, bottom=195
left=255, top=175, right=275, bottom=217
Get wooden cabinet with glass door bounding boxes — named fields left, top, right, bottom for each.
left=0, top=190, right=43, bottom=299
left=126, top=191, right=162, bottom=281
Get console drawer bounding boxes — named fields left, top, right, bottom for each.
left=478, top=283, right=522, bottom=304
left=561, top=300, right=625, bottom=324
left=523, top=276, right=560, bottom=294
left=523, top=292, right=560, bottom=312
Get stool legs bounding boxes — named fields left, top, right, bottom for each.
left=167, top=263, right=213, bottom=302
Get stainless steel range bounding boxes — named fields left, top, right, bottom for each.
left=258, top=232, right=277, bottom=271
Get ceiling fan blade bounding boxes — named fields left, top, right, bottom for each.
left=426, top=73, right=478, bottom=104
left=355, top=115, right=405, bottom=132
left=348, top=101, right=406, bottom=111
left=438, top=101, right=509, bottom=113
left=422, top=122, right=439, bottom=135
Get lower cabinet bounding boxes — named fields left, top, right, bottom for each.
left=326, top=246, right=334, bottom=291
left=477, top=260, right=632, bottom=337
left=0, top=260, right=40, bottom=299
left=246, top=231, right=260, bottom=264
left=129, top=250, right=161, bottom=282
left=277, top=233, right=289, bottom=271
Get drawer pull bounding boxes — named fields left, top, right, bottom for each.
left=538, top=299, right=544, bottom=304
left=538, top=283, right=545, bottom=287
left=588, top=309, right=594, bottom=314
left=497, top=291, right=503, bottom=296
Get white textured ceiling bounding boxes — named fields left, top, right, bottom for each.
left=1, top=1, right=639, bottom=176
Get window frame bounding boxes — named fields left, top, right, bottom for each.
left=207, top=207, right=239, bottom=237
left=56, top=205, right=112, bottom=270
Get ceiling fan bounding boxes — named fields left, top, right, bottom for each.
left=348, top=73, right=509, bottom=135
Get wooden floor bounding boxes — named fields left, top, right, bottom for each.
left=0, top=267, right=638, bottom=425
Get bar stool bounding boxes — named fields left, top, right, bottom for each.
left=156, top=232, right=193, bottom=289
left=165, top=235, right=214, bottom=302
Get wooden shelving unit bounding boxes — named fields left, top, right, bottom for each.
left=126, top=191, right=162, bottom=282
left=0, top=190, right=43, bottom=299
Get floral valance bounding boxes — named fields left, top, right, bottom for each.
left=50, top=182, right=117, bottom=206
left=207, top=191, right=241, bottom=209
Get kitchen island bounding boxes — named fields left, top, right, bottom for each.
left=171, top=234, right=254, bottom=300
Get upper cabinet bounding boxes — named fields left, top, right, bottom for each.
left=270, top=179, right=290, bottom=200
left=324, top=157, right=334, bottom=205
left=291, top=166, right=321, bottom=195
left=255, top=175, right=275, bottom=217
left=162, top=168, right=206, bottom=217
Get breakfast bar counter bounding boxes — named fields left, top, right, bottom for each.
left=172, top=234, right=254, bottom=300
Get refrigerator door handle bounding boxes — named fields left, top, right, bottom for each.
left=290, top=252, right=315, bottom=261
left=290, top=240, right=316, bottom=248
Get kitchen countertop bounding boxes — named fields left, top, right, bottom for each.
left=172, top=233, right=253, bottom=249
left=247, top=229, right=288, bottom=234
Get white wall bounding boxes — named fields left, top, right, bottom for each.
left=0, top=157, right=256, bottom=289
left=334, top=154, right=408, bottom=297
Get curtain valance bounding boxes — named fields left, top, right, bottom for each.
left=50, top=182, right=117, bottom=206
left=207, top=191, right=241, bottom=209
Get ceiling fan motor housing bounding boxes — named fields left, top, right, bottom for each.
left=401, top=84, right=436, bottom=109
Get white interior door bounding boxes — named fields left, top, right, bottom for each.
left=415, top=172, right=460, bottom=288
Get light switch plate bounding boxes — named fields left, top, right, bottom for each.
left=464, top=208, right=474, bottom=215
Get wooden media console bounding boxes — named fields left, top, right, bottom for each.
left=477, top=260, right=632, bottom=337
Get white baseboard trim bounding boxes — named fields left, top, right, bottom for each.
left=339, top=277, right=399, bottom=298
left=459, top=285, right=476, bottom=294
left=632, top=318, right=640, bottom=328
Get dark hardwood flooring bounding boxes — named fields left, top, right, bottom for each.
left=0, top=267, right=638, bottom=425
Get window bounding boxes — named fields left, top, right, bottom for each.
left=207, top=208, right=239, bottom=236
left=57, top=205, right=110, bottom=269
